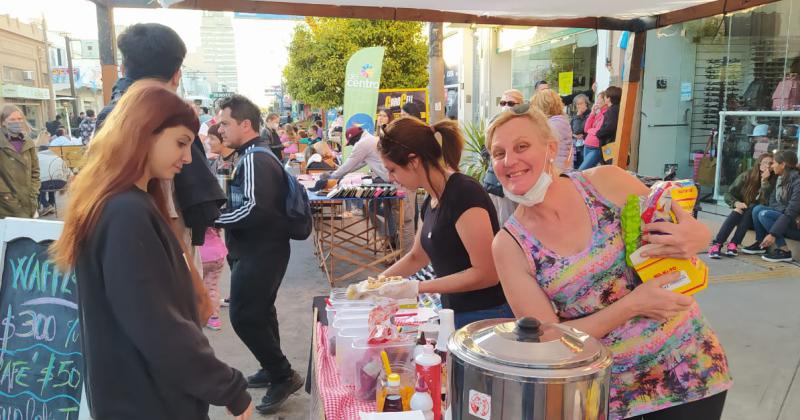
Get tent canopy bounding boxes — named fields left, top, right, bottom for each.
left=101, top=0, right=778, bottom=31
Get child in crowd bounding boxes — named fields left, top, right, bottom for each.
left=200, top=227, right=227, bottom=330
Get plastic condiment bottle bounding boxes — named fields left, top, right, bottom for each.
left=435, top=309, right=455, bottom=354
left=435, top=309, right=455, bottom=407
left=410, top=374, right=434, bottom=420
left=383, top=373, right=404, bottom=412
left=415, top=344, right=441, bottom=420
left=413, top=331, right=428, bottom=359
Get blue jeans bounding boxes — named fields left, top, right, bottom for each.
left=454, top=303, right=515, bottom=329
left=579, top=146, right=602, bottom=170
left=366, top=199, right=397, bottom=238
left=752, top=204, right=800, bottom=247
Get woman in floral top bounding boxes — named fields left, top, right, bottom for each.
left=487, top=104, right=732, bottom=419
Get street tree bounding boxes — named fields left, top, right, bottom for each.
left=284, top=18, right=429, bottom=109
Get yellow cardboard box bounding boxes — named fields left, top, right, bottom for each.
left=668, top=184, right=698, bottom=220
left=629, top=244, right=708, bottom=295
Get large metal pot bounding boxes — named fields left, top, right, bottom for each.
left=446, top=317, right=612, bottom=420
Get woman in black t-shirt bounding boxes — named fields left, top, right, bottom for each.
left=377, top=117, right=512, bottom=328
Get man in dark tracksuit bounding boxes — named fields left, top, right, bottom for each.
left=215, top=94, right=303, bottom=414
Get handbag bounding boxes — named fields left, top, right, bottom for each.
left=696, top=131, right=717, bottom=187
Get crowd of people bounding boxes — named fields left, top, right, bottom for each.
left=2, top=17, right=800, bottom=420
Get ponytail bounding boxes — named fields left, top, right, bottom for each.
left=431, top=120, right=464, bottom=171
left=378, top=117, right=466, bottom=197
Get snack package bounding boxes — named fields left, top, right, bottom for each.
left=367, top=299, right=400, bottom=345
left=640, top=180, right=698, bottom=227
left=621, top=179, right=707, bottom=295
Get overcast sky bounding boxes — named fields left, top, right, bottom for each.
left=0, top=0, right=297, bottom=106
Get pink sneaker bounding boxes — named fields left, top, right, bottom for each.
left=708, top=243, right=722, bottom=259
left=206, top=316, right=222, bottom=331
left=725, top=243, right=739, bottom=257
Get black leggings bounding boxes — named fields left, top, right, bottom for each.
left=713, top=208, right=754, bottom=246
left=633, top=391, right=727, bottom=420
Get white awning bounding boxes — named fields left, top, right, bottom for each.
left=234, top=0, right=715, bottom=20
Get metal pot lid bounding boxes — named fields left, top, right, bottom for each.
left=450, top=317, right=605, bottom=370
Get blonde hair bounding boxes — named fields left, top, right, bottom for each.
left=530, top=89, right=566, bottom=118
left=501, top=89, right=524, bottom=104
left=485, top=105, right=557, bottom=152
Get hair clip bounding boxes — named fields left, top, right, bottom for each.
left=433, top=131, right=443, bottom=148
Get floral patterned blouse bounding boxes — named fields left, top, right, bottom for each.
left=503, top=171, right=732, bottom=419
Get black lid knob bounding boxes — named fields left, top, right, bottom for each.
left=514, top=317, right=543, bottom=342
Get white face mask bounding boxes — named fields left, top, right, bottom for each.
left=502, top=152, right=553, bottom=207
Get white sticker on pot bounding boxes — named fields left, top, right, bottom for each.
left=468, top=390, right=491, bottom=419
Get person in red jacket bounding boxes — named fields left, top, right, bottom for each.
left=579, top=91, right=607, bottom=170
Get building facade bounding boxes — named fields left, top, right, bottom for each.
left=48, top=34, right=104, bottom=130
left=0, top=14, right=52, bottom=131
left=200, top=11, right=239, bottom=93
left=637, top=0, right=799, bottom=207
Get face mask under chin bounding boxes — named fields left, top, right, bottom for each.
left=501, top=152, right=553, bottom=207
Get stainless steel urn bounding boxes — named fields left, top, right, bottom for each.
left=446, top=317, right=612, bottom=420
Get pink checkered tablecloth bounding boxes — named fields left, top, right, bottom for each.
left=315, top=323, right=376, bottom=419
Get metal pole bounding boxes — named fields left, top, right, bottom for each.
left=41, top=15, right=56, bottom=121
left=96, top=2, right=117, bottom=105
left=63, top=34, right=79, bottom=119
left=427, top=22, right=445, bottom=123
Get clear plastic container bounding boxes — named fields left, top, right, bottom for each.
left=335, top=326, right=370, bottom=369
left=329, top=288, right=375, bottom=308
left=348, top=338, right=415, bottom=399
left=328, top=316, right=370, bottom=357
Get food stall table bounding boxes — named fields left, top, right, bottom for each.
left=308, top=192, right=405, bottom=285
left=308, top=296, right=376, bottom=420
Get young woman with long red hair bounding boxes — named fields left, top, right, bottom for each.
left=51, top=82, right=253, bottom=419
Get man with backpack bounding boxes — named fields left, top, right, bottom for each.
left=215, top=94, right=307, bottom=414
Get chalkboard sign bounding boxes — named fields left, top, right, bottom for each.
left=0, top=218, right=83, bottom=419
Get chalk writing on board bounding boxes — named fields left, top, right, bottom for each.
left=1, top=238, right=83, bottom=419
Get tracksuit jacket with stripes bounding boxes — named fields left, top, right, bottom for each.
left=216, top=137, right=289, bottom=258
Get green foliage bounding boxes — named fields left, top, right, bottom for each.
left=460, top=119, right=489, bottom=181
left=283, top=18, right=429, bottom=109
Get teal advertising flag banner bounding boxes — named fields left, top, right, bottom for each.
left=343, top=47, right=385, bottom=136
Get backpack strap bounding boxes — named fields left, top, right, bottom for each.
left=233, top=146, right=277, bottom=177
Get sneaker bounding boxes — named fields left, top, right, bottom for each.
left=247, top=369, right=273, bottom=388
left=762, top=248, right=793, bottom=263
left=40, top=205, right=55, bottom=216
left=708, top=243, right=722, bottom=259
left=255, top=371, right=304, bottom=413
left=725, top=243, right=739, bottom=257
left=220, top=298, right=230, bottom=307
left=741, top=242, right=766, bottom=255
left=206, top=316, right=222, bottom=331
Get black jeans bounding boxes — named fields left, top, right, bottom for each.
left=229, top=242, right=293, bottom=380
left=713, top=207, right=754, bottom=245
left=38, top=180, right=66, bottom=207
left=634, top=391, right=726, bottom=420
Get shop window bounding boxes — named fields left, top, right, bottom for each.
left=510, top=29, right=597, bottom=101
left=686, top=0, right=800, bottom=202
